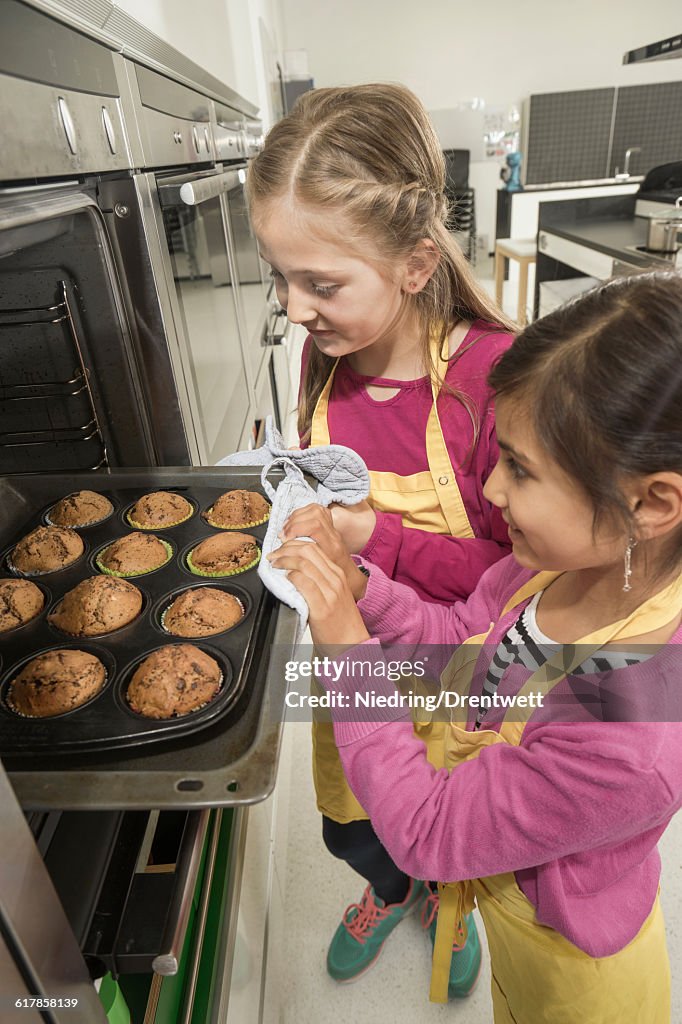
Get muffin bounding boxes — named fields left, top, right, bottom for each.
left=48, top=490, right=113, bottom=528
left=126, top=644, right=222, bottom=719
left=0, top=579, right=45, bottom=632
left=204, top=489, right=269, bottom=529
left=49, top=576, right=142, bottom=636
left=97, top=533, right=172, bottom=578
left=163, top=588, right=244, bottom=638
left=187, top=533, right=260, bottom=577
left=127, top=491, right=193, bottom=530
left=11, top=526, right=84, bottom=575
left=8, top=649, right=106, bottom=718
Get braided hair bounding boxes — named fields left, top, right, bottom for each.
left=247, top=83, right=513, bottom=444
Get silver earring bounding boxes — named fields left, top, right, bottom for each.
left=623, top=538, right=637, bottom=592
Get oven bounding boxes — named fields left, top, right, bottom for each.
left=0, top=4, right=296, bottom=1022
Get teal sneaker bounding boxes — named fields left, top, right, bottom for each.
left=327, top=878, right=426, bottom=982
left=420, top=890, right=482, bottom=999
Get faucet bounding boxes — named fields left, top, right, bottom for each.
left=615, top=146, right=642, bottom=181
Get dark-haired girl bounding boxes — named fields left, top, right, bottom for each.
left=271, top=272, right=682, bottom=1020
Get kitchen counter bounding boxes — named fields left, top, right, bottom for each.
left=539, top=215, right=676, bottom=270
left=533, top=193, right=679, bottom=316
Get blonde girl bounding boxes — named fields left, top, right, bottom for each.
left=249, top=82, right=514, bottom=995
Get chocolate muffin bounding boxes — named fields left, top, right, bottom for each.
left=48, top=490, right=113, bottom=528
left=0, top=579, right=45, bottom=632
left=11, top=526, right=84, bottom=575
left=97, top=533, right=172, bottom=578
left=204, top=489, right=270, bottom=529
left=126, top=644, right=222, bottom=719
left=187, top=533, right=260, bottom=577
left=163, top=587, right=244, bottom=638
left=49, top=576, right=142, bottom=636
left=8, top=649, right=106, bottom=718
left=127, top=491, right=193, bottom=530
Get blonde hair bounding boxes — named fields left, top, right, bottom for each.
left=246, top=83, right=514, bottom=444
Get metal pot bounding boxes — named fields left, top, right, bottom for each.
left=647, top=196, right=682, bottom=251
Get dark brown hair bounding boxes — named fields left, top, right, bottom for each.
left=489, top=272, right=682, bottom=565
left=246, top=83, right=513, bottom=443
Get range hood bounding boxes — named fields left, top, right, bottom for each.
left=623, top=32, right=682, bottom=64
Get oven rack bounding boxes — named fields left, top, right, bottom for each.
left=0, top=280, right=108, bottom=471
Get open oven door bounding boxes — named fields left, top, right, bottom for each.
left=0, top=187, right=158, bottom=474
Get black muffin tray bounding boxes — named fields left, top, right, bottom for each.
left=0, top=484, right=270, bottom=755
left=0, top=469, right=299, bottom=810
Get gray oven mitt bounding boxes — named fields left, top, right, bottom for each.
left=217, top=416, right=370, bottom=635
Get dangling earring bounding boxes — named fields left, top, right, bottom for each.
left=623, top=538, right=637, bottom=592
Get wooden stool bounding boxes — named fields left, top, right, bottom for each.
left=494, top=238, right=537, bottom=326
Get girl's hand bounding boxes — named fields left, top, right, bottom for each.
left=329, top=500, right=376, bottom=554
left=268, top=540, right=370, bottom=650
left=281, top=504, right=369, bottom=601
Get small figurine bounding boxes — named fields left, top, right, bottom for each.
left=500, top=152, right=524, bottom=192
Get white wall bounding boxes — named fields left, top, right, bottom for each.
left=279, top=0, right=682, bottom=107
left=278, top=0, right=681, bottom=246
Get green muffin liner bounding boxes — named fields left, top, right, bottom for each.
left=96, top=539, right=173, bottom=578
left=187, top=548, right=261, bottom=577
left=126, top=509, right=193, bottom=530
left=204, top=510, right=270, bottom=531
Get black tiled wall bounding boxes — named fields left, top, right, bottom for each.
left=525, top=81, right=682, bottom=185
left=609, top=82, right=682, bottom=177
left=525, top=88, right=614, bottom=185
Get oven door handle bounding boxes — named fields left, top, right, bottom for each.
left=158, top=169, right=246, bottom=208
left=151, top=809, right=211, bottom=975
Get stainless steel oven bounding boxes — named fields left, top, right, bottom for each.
left=0, top=5, right=295, bottom=1021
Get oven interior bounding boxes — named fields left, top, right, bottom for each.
left=0, top=196, right=155, bottom=474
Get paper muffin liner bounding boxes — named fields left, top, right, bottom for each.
left=204, top=510, right=270, bottom=531
left=6, top=553, right=81, bottom=578
left=126, top=508, right=193, bottom=531
left=160, top=593, right=245, bottom=636
left=6, top=667, right=108, bottom=719
left=45, top=508, right=113, bottom=529
left=96, top=539, right=173, bottom=578
left=186, top=548, right=261, bottom=578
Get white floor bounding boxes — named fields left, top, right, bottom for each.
left=270, top=257, right=682, bottom=1023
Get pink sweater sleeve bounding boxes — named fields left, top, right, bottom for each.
left=330, top=717, right=674, bottom=885
left=362, top=511, right=510, bottom=603
left=328, top=562, right=678, bottom=884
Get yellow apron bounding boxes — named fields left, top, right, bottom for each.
left=310, top=341, right=474, bottom=822
left=428, top=570, right=682, bottom=1017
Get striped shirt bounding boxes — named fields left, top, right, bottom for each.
left=475, top=592, right=653, bottom=729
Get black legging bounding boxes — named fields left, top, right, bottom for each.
left=322, top=815, right=411, bottom=906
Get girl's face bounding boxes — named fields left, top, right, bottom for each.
left=254, top=199, right=412, bottom=359
left=484, top=398, right=628, bottom=574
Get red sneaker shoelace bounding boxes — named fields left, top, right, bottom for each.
left=343, top=886, right=392, bottom=945
left=420, top=889, right=467, bottom=951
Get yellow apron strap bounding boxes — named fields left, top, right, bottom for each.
left=308, top=333, right=475, bottom=539
left=310, top=358, right=339, bottom=446
left=500, top=571, right=563, bottom=617
left=429, top=881, right=475, bottom=1004
left=425, top=336, right=475, bottom=539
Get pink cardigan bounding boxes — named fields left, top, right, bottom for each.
left=323, top=556, right=682, bottom=956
